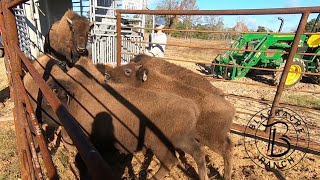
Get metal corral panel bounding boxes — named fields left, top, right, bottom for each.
left=14, top=6, right=32, bottom=59
left=90, top=0, right=146, bottom=65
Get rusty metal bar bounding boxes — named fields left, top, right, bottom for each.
left=2, top=1, right=30, bottom=179
left=118, top=7, right=320, bottom=15
left=122, top=39, right=320, bottom=57
left=12, top=103, right=29, bottom=179
left=268, top=12, right=311, bottom=133
left=208, top=78, right=320, bottom=95
left=0, top=4, right=13, bottom=98
left=3, top=0, right=21, bottom=75
left=14, top=73, right=58, bottom=179
left=12, top=42, right=115, bottom=180
left=20, top=98, right=43, bottom=180
left=231, top=123, right=320, bottom=155
left=7, top=0, right=28, bottom=9
left=164, top=57, right=320, bottom=76
left=116, top=11, right=122, bottom=66
left=227, top=93, right=320, bottom=114
left=124, top=26, right=320, bottom=35
left=16, top=92, right=33, bottom=179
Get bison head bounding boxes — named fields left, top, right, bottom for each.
left=66, top=17, right=94, bottom=55
left=105, top=63, right=149, bottom=84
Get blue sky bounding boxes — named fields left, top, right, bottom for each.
left=148, top=0, right=319, bottom=32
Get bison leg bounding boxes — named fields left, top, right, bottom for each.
left=222, top=136, right=233, bottom=180
left=151, top=149, right=178, bottom=180
left=207, top=135, right=233, bottom=180
left=175, top=136, right=209, bottom=180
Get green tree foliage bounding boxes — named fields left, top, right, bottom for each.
left=305, top=18, right=320, bottom=32
left=257, top=26, right=267, bottom=32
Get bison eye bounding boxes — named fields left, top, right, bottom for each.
left=124, top=69, right=132, bottom=76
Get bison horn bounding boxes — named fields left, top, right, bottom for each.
left=135, top=65, right=142, bottom=71
left=89, top=22, right=94, bottom=29
left=66, top=17, right=73, bottom=25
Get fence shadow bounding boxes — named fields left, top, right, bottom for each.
left=0, top=86, right=9, bottom=102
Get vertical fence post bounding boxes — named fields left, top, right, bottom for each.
left=267, top=12, right=310, bottom=133
left=2, top=1, right=30, bottom=179
left=116, top=10, right=121, bottom=66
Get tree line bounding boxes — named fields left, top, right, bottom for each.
left=145, top=0, right=319, bottom=40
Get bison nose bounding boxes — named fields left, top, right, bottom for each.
left=77, top=47, right=86, bottom=54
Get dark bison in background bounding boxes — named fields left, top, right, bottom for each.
left=44, top=9, right=93, bottom=68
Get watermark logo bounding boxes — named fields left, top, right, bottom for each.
left=244, top=107, right=309, bottom=170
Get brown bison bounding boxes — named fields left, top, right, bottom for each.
left=129, top=54, right=225, bottom=96
left=106, top=55, right=235, bottom=180
left=44, top=9, right=94, bottom=67
left=24, top=56, right=209, bottom=180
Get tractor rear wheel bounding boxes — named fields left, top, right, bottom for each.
left=273, top=58, right=305, bottom=87
left=310, top=58, right=320, bottom=84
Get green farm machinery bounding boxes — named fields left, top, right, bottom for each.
left=204, top=15, right=320, bottom=87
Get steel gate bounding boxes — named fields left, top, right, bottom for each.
left=89, top=0, right=146, bottom=65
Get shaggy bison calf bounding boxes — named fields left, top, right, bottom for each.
left=130, top=54, right=225, bottom=96
left=106, top=55, right=235, bottom=180
left=24, top=56, right=209, bottom=180
left=44, top=9, right=94, bottom=67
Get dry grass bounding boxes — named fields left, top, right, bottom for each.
left=0, top=122, right=20, bottom=180
left=283, top=94, right=320, bottom=110
left=166, top=37, right=230, bottom=62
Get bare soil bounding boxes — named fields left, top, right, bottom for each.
left=0, top=37, right=320, bottom=179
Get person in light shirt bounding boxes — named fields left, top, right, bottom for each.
left=145, top=21, right=167, bottom=57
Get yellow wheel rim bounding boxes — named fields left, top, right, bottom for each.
left=286, top=64, right=302, bottom=86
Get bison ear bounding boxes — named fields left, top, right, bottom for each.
left=136, top=67, right=149, bottom=82
left=89, top=22, right=94, bottom=30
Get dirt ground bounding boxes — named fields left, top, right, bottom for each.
left=0, top=37, right=320, bottom=179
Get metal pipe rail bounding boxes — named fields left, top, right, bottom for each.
left=117, top=7, right=320, bottom=15
left=14, top=73, right=58, bottom=179
left=162, top=57, right=320, bottom=76
left=208, top=78, right=320, bottom=95
left=121, top=38, right=320, bottom=57
left=123, top=26, right=320, bottom=35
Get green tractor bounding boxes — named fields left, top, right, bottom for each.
left=204, top=15, right=320, bottom=87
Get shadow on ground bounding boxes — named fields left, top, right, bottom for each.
left=0, top=86, right=9, bottom=103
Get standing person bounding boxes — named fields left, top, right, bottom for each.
left=145, top=19, right=167, bottom=57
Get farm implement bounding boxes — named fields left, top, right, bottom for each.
left=204, top=15, right=320, bottom=87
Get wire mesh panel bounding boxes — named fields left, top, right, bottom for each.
left=14, top=5, right=32, bottom=59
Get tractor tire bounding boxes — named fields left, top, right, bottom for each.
left=310, top=58, right=320, bottom=84
left=273, top=58, right=305, bottom=87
